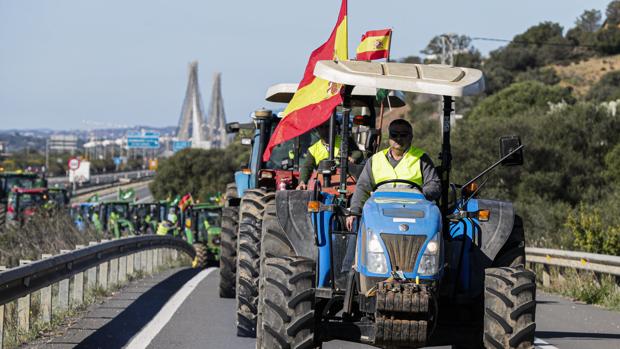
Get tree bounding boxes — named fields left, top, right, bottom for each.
left=421, top=34, right=473, bottom=64
left=606, top=0, right=620, bottom=26
left=576, top=9, right=602, bottom=32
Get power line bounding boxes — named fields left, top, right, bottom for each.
left=471, top=36, right=599, bottom=49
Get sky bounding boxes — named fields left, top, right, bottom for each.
left=0, top=0, right=613, bottom=130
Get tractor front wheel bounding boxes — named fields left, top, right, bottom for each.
left=258, top=256, right=318, bottom=349
left=193, top=243, right=207, bottom=269
left=219, top=206, right=238, bottom=298
left=483, top=266, right=536, bottom=349
left=235, top=189, right=274, bottom=337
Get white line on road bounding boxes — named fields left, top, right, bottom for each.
left=125, top=267, right=216, bottom=349
left=535, top=337, right=559, bottom=349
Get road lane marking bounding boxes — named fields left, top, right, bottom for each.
left=125, top=267, right=216, bottom=349
left=535, top=337, right=559, bottom=349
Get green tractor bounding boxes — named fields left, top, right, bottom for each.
left=100, top=201, right=135, bottom=238
left=0, top=171, right=45, bottom=226
left=183, top=203, right=223, bottom=268
left=48, top=187, right=71, bottom=209
left=130, top=202, right=161, bottom=234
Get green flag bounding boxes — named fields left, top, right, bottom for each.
left=87, top=193, right=100, bottom=203
left=118, top=188, right=136, bottom=201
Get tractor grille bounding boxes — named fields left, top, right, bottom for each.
left=380, top=234, right=426, bottom=273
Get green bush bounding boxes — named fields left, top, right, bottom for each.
left=586, top=70, right=620, bottom=102
left=566, top=204, right=620, bottom=255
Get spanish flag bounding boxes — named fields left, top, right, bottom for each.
left=178, top=193, right=194, bottom=211
left=262, top=0, right=348, bottom=161
left=356, top=29, right=392, bottom=61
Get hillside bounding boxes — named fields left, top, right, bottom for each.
left=551, top=54, right=620, bottom=97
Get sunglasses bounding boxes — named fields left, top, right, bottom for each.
left=389, top=131, right=411, bottom=138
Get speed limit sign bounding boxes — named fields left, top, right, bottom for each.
left=68, top=157, right=80, bottom=170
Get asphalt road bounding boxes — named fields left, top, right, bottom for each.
left=145, top=270, right=620, bottom=349
left=98, top=183, right=152, bottom=202
left=40, top=267, right=620, bottom=349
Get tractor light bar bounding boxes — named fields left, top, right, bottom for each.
left=260, top=171, right=274, bottom=179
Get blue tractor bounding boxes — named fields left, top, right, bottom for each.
left=219, top=92, right=316, bottom=307
left=257, top=61, right=535, bottom=349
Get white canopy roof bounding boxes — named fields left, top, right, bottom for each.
left=313, top=61, right=485, bottom=97
left=265, top=82, right=406, bottom=107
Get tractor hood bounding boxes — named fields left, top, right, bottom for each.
left=362, top=190, right=441, bottom=236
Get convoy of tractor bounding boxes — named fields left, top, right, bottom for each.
left=215, top=60, right=536, bottom=349
left=2, top=18, right=538, bottom=349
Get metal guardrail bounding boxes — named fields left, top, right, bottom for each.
left=0, top=236, right=194, bottom=306
left=526, top=247, right=620, bottom=277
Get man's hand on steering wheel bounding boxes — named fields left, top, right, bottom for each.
left=372, top=179, right=423, bottom=192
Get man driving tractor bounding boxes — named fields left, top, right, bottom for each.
left=297, top=120, right=363, bottom=190
left=346, top=119, right=440, bottom=230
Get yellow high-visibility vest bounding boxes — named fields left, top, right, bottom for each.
left=371, top=146, right=425, bottom=187
left=308, top=136, right=342, bottom=165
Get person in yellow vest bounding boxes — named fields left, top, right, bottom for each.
left=297, top=121, right=362, bottom=190
left=346, top=119, right=440, bottom=231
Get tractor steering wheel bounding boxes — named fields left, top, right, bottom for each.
left=372, top=179, right=423, bottom=192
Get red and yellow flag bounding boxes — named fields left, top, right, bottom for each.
left=262, top=0, right=348, bottom=161
left=356, top=29, right=392, bottom=61
left=178, top=193, right=193, bottom=211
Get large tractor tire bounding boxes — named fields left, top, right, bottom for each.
left=235, top=188, right=274, bottom=337
left=256, top=203, right=295, bottom=343
left=483, top=266, right=536, bottom=349
left=0, top=203, right=5, bottom=227
left=258, top=256, right=318, bottom=349
left=224, top=182, right=238, bottom=207
left=493, top=215, right=525, bottom=268
left=219, top=206, right=239, bottom=298
left=193, top=243, right=208, bottom=269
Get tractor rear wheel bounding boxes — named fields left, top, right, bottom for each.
left=483, top=266, right=536, bottom=349
left=193, top=243, right=207, bottom=269
left=235, top=188, right=274, bottom=337
left=257, top=203, right=295, bottom=343
left=224, top=182, right=238, bottom=207
left=219, top=206, right=238, bottom=298
left=493, top=215, right=525, bottom=268
left=258, top=256, right=318, bottom=349
left=0, top=203, right=5, bottom=227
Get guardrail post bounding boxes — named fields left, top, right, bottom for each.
left=109, top=258, right=119, bottom=286
left=146, top=250, right=153, bottom=275
left=57, top=251, right=71, bottom=313
left=127, top=253, right=134, bottom=276
left=172, top=248, right=178, bottom=261
left=1, top=266, right=6, bottom=349
left=153, top=249, right=160, bottom=270
left=73, top=246, right=85, bottom=307
left=40, top=255, right=53, bottom=324
left=134, top=252, right=141, bottom=272
left=119, top=256, right=127, bottom=284
left=17, top=260, right=32, bottom=334
left=542, top=264, right=551, bottom=288
left=141, top=251, right=148, bottom=274
left=98, top=241, right=109, bottom=290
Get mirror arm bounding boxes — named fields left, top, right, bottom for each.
left=462, top=144, right=525, bottom=190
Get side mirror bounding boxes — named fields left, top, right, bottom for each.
left=499, top=136, right=524, bottom=166
left=241, top=138, right=252, bottom=146
left=226, top=122, right=240, bottom=134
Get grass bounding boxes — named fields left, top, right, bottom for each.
left=532, top=263, right=620, bottom=311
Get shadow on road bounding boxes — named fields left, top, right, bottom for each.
left=76, top=268, right=200, bottom=348
left=536, top=331, right=620, bottom=340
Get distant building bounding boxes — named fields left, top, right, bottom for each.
left=49, top=134, right=78, bottom=154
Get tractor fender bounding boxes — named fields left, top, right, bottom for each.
left=477, top=199, right=515, bottom=263
left=274, top=190, right=317, bottom=259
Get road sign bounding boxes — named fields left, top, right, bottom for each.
left=172, top=141, right=191, bottom=152
left=68, top=157, right=80, bottom=170
left=127, top=131, right=160, bottom=149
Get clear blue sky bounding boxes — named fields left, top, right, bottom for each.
left=0, top=0, right=612, bottom=130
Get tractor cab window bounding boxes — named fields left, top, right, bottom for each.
left=266, top=132, right=317, bottom=170
left=198, top=210, right=220, bottom=231
left=16, top=193, right=47, bottom=212
left=6, top=177, right=36, bottom=190
left=110, top=204, right=128, bottom=217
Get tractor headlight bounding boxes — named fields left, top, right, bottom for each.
left=366, top=229, right=388, bottom=274
left=417, top=233, right=440, bottom=276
